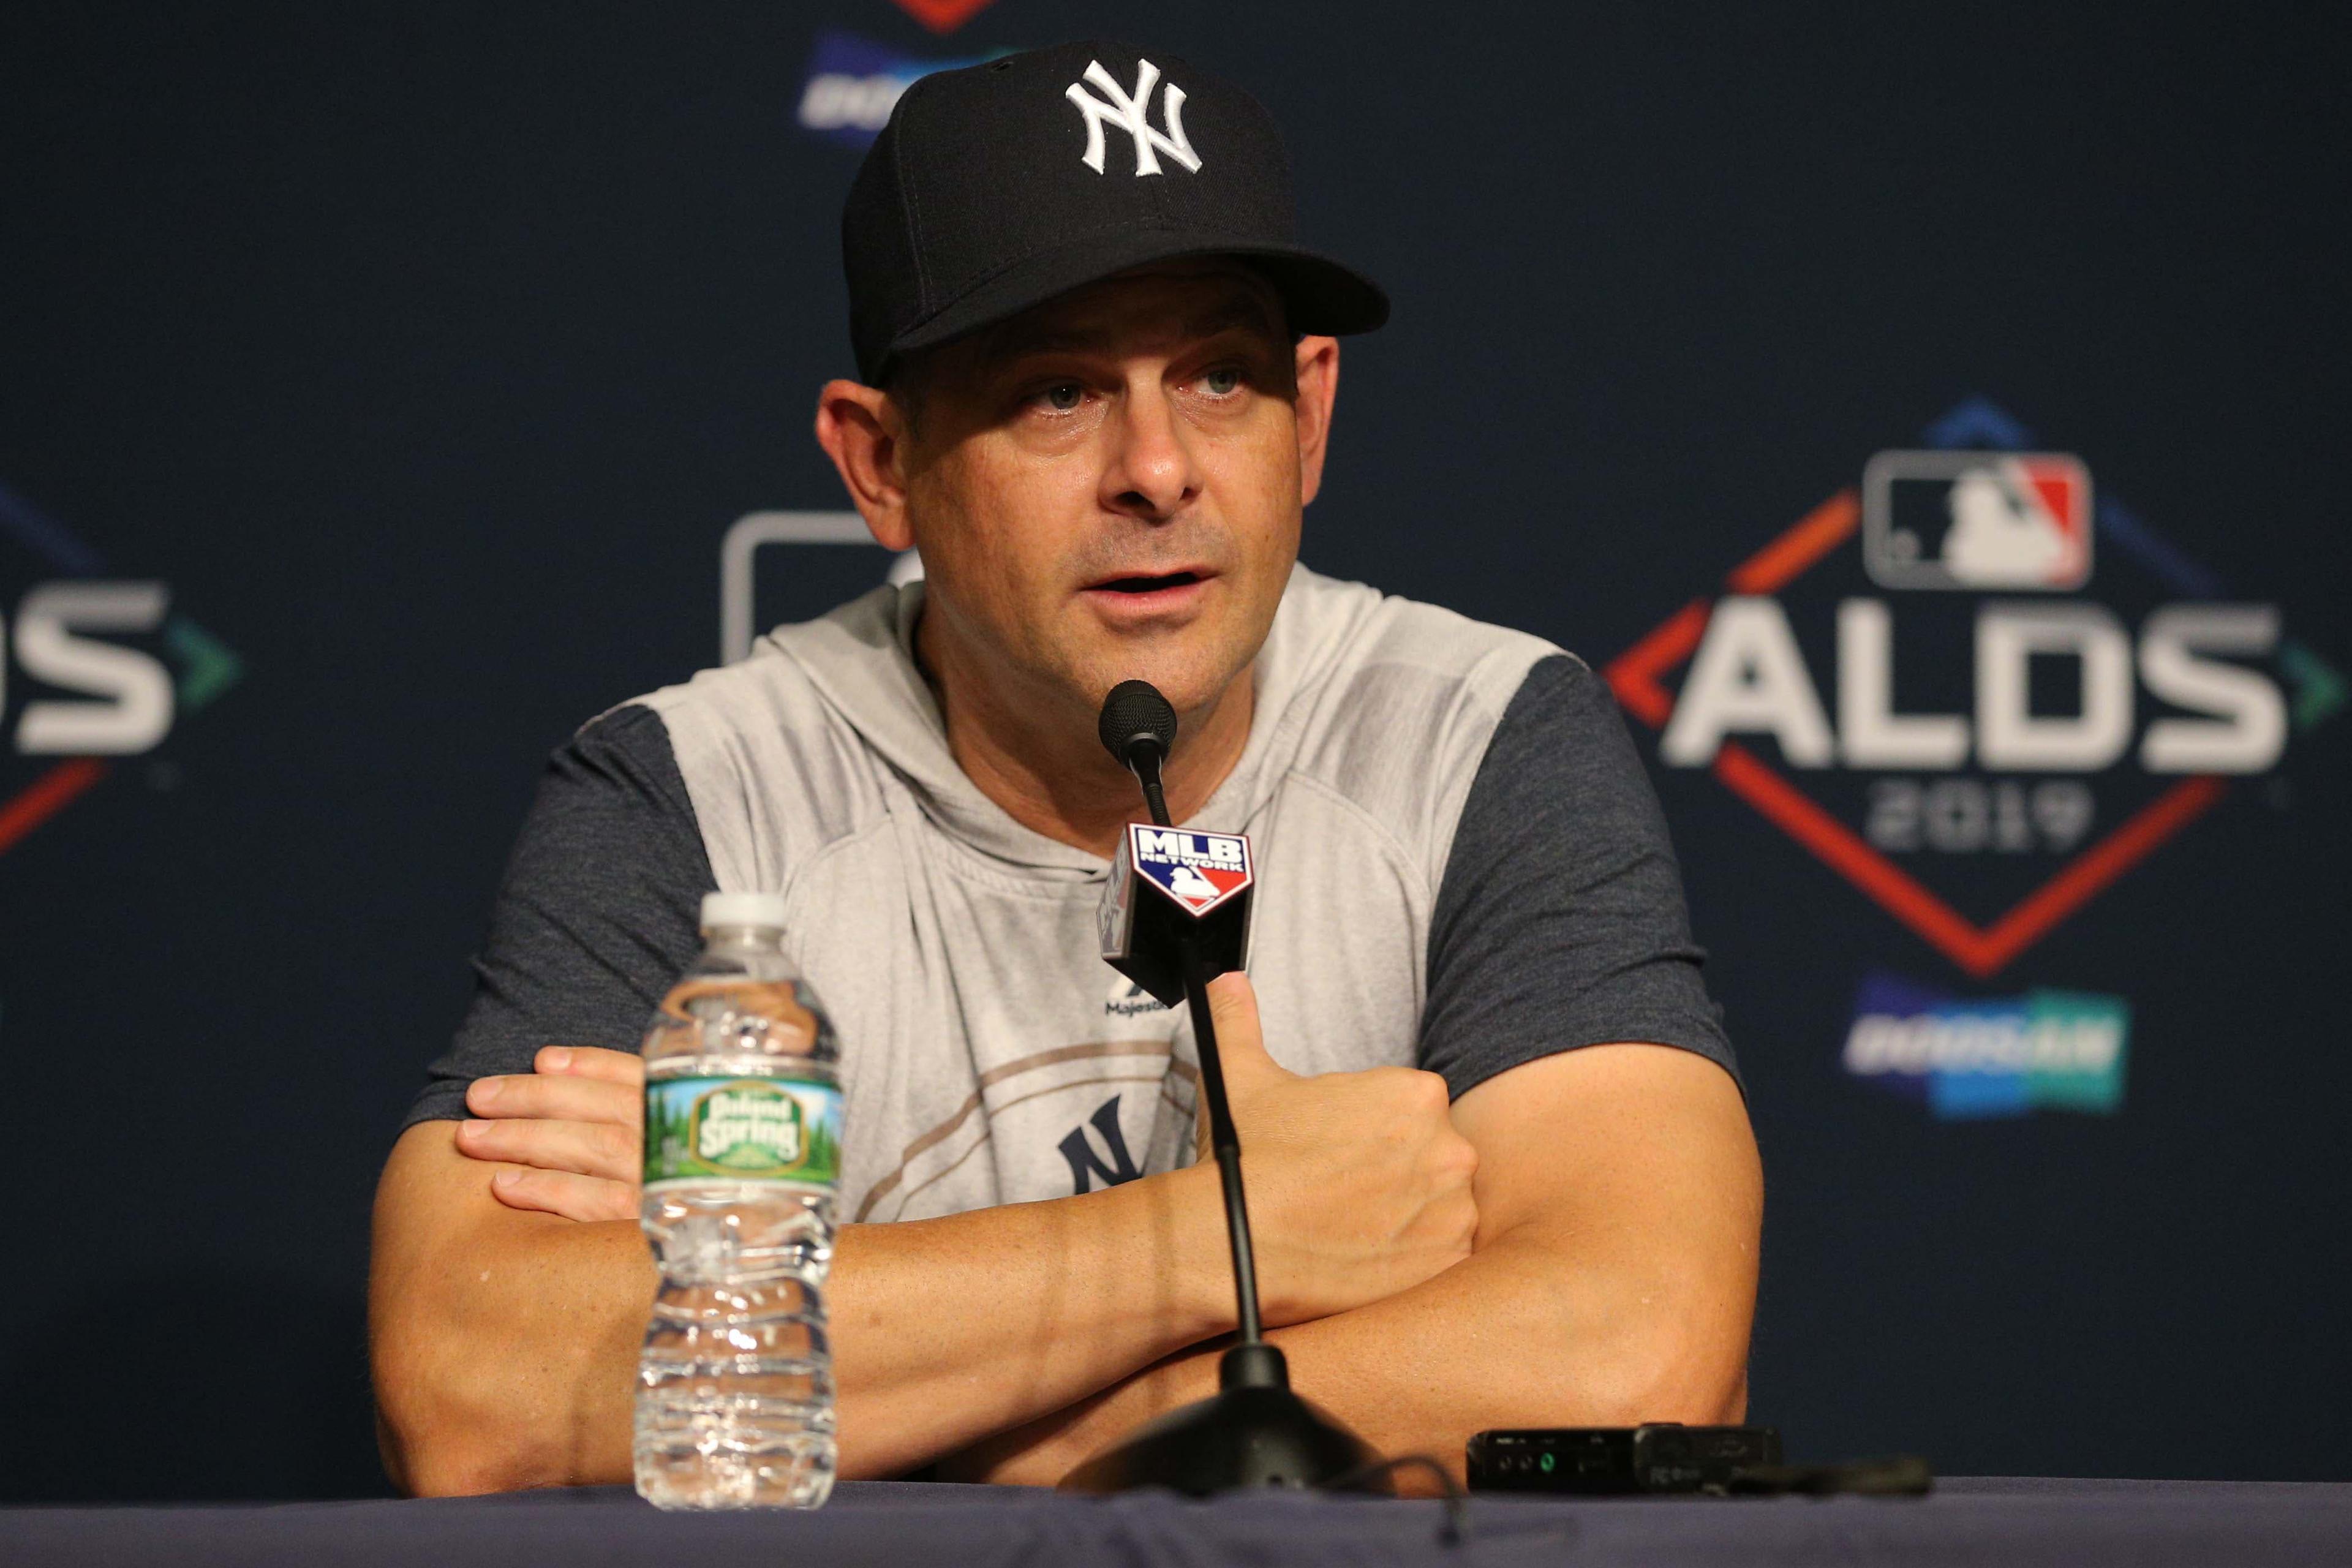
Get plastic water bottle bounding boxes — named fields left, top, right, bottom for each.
left=635, top=892, right=842, bottom=1510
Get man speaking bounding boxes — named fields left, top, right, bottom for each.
left=369, top=40, right=1760, bottom=1493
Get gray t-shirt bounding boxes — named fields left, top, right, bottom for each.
left=406, top=565, right=1735, bottom=1222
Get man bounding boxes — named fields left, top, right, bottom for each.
left=369, top=40, right=1760, bottom=1494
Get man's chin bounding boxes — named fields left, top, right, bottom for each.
left=1070, top=639, right=1248, bottom=723
left=1049, top=578, right=1276, bottom=722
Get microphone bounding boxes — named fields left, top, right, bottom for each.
left=1098, top=678, right=1178, bottom=828
left=1063, top=682, right=1384, bottom=1498
left=1096, top=675, right=1250, bottom=1014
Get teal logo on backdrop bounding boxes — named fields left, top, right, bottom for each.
left=1843, top=971, right=2128, bottom=1120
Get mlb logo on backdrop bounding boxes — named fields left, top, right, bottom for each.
left=1863, top=450, right=2092, bottom=591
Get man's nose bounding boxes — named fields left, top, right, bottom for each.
left=1098, top=376, right=1200, bottom=523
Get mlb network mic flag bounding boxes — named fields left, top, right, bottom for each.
left=1130, top=825, right=1252, bottom=915
left=1099, top=824, right=1256, bottom=1006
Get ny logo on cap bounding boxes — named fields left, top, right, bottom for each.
left=1065, top=58, right=1202, bottom=177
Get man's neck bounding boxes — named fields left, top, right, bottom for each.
left=914, top=609, right=1254, bottom=859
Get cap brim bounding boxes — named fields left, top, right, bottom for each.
left=876, top=227, right=1389, bottom=382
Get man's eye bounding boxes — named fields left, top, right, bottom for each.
left=1202, top=368, right=1243, bottom=396
left=1039, top=382, right=1084, bottom=412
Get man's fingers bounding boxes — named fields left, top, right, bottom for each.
left=455, top=1114, right=638, bottom=1183
left=533, top=1045, right=644, bottom=1086
left=488, top=1166, right=639, bottom=1224
left=1204, top=971, right=1286, bottom=1079
left=467, top=1071, right=638, bottom=1127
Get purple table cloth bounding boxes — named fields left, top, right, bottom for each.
left=6, top=1476, right=2349, bottom=1566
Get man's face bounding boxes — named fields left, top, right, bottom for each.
left=895, top=262, right=1314, bottom=725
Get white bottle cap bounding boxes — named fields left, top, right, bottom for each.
left=699, top=891, right=788, bottom=932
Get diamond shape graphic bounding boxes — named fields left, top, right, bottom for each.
left=1599, top=414, right=2306, bottom=979
left=889, top=0, right=998, bottom=34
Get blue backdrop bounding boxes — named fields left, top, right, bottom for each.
left=2, top=1, right=2346, bottom=1498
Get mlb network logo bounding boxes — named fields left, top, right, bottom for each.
left=1844, top=971, right=2128, bottom=1120
left=1130, top=826, right=1251, bottom=916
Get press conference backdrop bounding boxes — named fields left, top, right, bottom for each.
left=2, top=1, right=2346, bottom=1501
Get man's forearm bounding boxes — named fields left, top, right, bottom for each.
left=952, top=1216, right=1749, bottom=1488
left=390, top=981, right=1482, bottom=1492
left=371, top=1122, right=1237, bottom=1492
left=369, top=1131, right=653, bottom=1495
left=827, top=1159, right=1233, bottom=1477
left=951, top=1047, right=1763, bottom=1489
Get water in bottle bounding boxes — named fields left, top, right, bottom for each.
left=635, top=891, right=842, bottom=1510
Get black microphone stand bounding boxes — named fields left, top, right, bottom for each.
left=1060, top=735, right=1386, bottom=1496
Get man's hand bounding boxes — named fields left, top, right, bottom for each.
left=1199, top=971, right=1479, bottom=1327
left=946, top=1041, right=1759, bottom=1488
left=453, top=976, right=1477, bottom=1329
left=391, top=1039, right=1261, bottom=1487
left=453, top=1046, right=644, bottom=1223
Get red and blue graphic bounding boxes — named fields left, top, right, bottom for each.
left=1605, top=396, right=2346, bottom=978
left=886, top=0, right=998, bottom=33
left=1128, top=825, right=1252, bottom=918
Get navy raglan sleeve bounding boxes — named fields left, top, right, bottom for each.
left=1417, top=655, right=1739, bottom=1100
left=400, top=703, right=718, bottom=1131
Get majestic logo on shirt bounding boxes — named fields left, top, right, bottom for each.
left=0, top=481, right=243, bottom=861
left=1129, top=825, right=1251, bottom=916
left=1067, top=59, right=1202, bottom=176
left=1105, top=976, right=1172, bottom=1017
left=1604, top=396, right=2342, bottom=980
left=1844, top=971, right=2128, bottom=1121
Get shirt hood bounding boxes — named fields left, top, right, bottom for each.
left=754, top=562, right=1378, bottom=876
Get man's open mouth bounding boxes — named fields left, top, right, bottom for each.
left=1091, top=571, right=1205, bottom=595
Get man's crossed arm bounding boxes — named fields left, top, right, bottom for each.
left=368, top=974, right=1757, bottom=1494
left=947, top=985, right=1761, bottom=1485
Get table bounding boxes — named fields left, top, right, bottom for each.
left=6, top=1477, right=2349, bottom=1566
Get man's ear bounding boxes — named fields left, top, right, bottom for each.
left=1291, top=336, right=1340, bottom=508
left=813, top=379, right=916, bottom=551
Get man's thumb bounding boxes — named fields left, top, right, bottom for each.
left=1204, top=971, right=1284, bottom=1079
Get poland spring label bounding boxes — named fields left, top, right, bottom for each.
left=643, top=1077, right=842, bottom=1189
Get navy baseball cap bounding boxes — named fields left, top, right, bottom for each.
left=841, top=40, right=1390, bottom=385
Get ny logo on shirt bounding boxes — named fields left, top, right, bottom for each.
left=1059, top=1093, right=1143, bottom=1193
left=1065, top=58, right=1202, bottom=176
